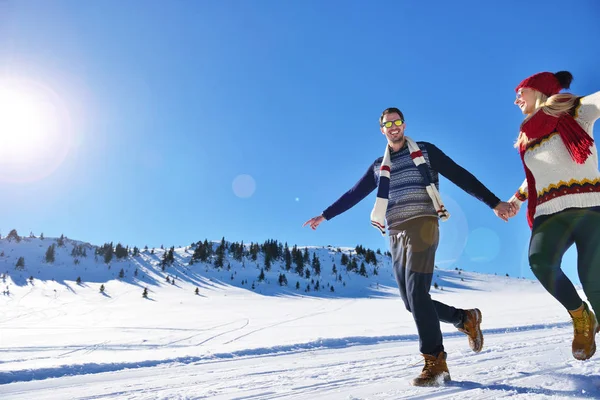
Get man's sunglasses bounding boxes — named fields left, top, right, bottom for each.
left=380, top=119, right=404, bottom=128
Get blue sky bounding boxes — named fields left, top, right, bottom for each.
left=0, top=0, right=598, bottom=281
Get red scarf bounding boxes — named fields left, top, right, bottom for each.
left=518, top=109, right=594, bottom=228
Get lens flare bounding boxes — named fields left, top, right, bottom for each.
left=0, top=77, right=73, bottom=182
left=232, top=174, right=256, bottom=198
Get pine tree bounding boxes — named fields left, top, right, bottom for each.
left=40, top=232, right=44, bottom=240
left=142, top=287, right=148, bottom=298
left=278, top=274, right=284, bottom=286
left=258, top=268, right=265, bottom=282
left=76, top=276, right=82, bottom=284
left=311, top=253, right=321, bottom=275
left=7, top=229, right=21, bottom=242
left=213, top=240, right=225, bottom=268
left=103, top=243, right=113, bottom=264
left=359, top=262, right=367, bottom=277
left=167, top=246, right=175, bottom=264
left=119, top=269, right=125, bottom=279
left=340, top=253, right=349, bottom=266
left=355, top=244, right=364, bottom=256
left=296, top=281, right=300, bottom=290
left=45, top=244, right=56, bottom=263
left=332, top=264, right=337, bottom=275
left=195, top=287, right=199, bottom=295
left=161, top=251, right=169, bottom=269
left=115, top=243, right=128, bottom=259
left=347, top=258, right=358, bottom=272
left=284, top=246, right=292, bottom=270
left=365, top=249, right=377, bottom=265
left=15, top=257, right=25, bottom=269
left=99, top=284, right=105, bottom=293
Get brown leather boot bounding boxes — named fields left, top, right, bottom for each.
left=569, top=302, right=598, bottom=360
left=457, top=308, right=483, bottom=353
left=411, top=351, right=451, bottom=387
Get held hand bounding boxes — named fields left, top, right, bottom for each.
left=302, top=215, right=325, bottom=230
left=508, top=199, right=521, bottom=216
left=494, top=201, right=517, bottom=222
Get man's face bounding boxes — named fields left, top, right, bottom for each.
left=380, top=112, right=406, bottom=144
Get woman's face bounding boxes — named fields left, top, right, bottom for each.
left=515, top=87, right=537, bottom=115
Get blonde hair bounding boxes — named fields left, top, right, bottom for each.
left=514, top=91, right=579, bottom=148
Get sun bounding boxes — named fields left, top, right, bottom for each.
left=0, top=78, right=72, bottom=182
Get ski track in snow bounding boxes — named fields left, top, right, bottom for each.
left=222, top=300, right=356, bottom=345
left=2, top=322, right=599, bottom=399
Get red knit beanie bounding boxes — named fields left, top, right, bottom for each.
left=515, top=72, right=562, bottom=97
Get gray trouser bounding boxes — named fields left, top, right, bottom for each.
left=389, top=217, right=464, bottom=356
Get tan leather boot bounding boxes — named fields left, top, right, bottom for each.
left=569, top=302, right=598, bottom=360
left=411, top=351, right=451, bottom=387
left=457, top=308, right=483, bottom=353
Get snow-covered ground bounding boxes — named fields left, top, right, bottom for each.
left=0, top=235, right=598, bottom=399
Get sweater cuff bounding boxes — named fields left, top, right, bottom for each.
left=508, top=192, right=525, bottom=207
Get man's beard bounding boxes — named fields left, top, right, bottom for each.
left=389, top=133, right=404, bottom=142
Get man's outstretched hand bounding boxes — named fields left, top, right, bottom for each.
left=303, top=215, right=325, bottom=230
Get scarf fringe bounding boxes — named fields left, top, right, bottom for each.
left=557, top=117, right=594, bottom=164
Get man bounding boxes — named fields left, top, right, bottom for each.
left=303, top=107, right=515, bottom=386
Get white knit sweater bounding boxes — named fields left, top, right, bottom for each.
left=510, top=91, right=600, bottom=218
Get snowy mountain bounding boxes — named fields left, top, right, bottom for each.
left=0, top=233, right=465, bottom=299
left=1, top=233, right=598, bottom=399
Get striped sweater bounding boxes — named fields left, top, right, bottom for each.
left=509, top=91, right=600, bottom=221
left=322, top=142, right=500, bottom=229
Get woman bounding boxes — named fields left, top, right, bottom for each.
left=508, top=71, right=600, bottom=360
